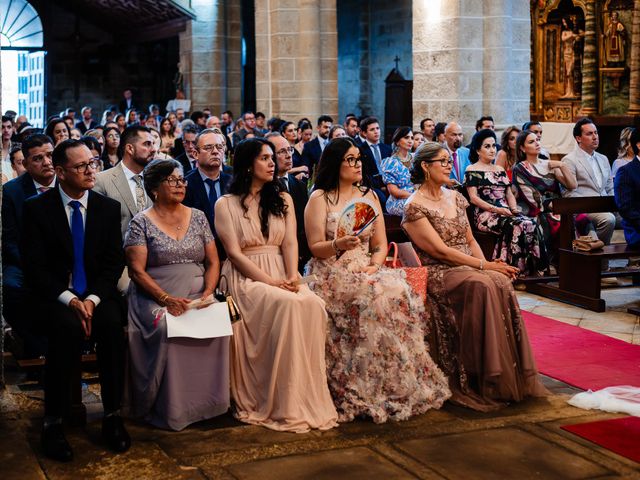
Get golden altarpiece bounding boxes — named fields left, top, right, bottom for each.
left=531, top=0, right=640, bottom=125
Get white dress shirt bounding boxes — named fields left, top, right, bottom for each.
left=121, top=162, right=147, bottom=207
left=57, top=186, right=101, bottom=307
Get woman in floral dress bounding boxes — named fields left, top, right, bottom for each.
left=305, top=137, right=451, bottom=423
left=512, top=130, right=577, bottom=262
left=380, top=126, right=415, bottom=216
left=465, top=129, right=548, bottom=276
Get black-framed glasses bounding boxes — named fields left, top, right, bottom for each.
left=199, top=144, right=226, bottom=153
left=163, top=176, right=188, bottom=187
left=424, top=157, right=453, bottom=167
left=276, top=146, right=295, bottom=156
left=66, top=159, right=100, bottom=173
left=344, top=156, right=362, bottom=167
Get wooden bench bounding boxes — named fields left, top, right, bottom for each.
left=527, top=196, right=640, bottom=312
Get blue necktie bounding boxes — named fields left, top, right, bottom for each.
left=204, top=178, right=219, bottom=209
left=69, top=201, right=87, bottom=296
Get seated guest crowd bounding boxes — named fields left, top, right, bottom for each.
left=2, top=103, right=639, bottom=463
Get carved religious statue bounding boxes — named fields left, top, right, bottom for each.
left=173, top=61, right=185, bottom=96
left=603, top=11, right=626, bottom=65
left=560, top=17, right=584, bottom=98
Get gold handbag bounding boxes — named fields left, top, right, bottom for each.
left=214, top=275, right=242, bottom=323
left=572, top=235, right=605, bottom=252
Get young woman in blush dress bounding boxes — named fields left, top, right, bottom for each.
left=214, top=138, right=338, bottom=433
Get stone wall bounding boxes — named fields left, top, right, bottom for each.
left=179, top=0, right=242, bottom=115
left=33, top=0, right=180, bottom=117
left=254, top=0, right=338, bottom=122
left=413, top=0, right=530, bottom=138
left=337, top=0, right=413, bottom=123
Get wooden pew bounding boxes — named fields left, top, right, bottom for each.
left=527, top=196, right=640, bottom=312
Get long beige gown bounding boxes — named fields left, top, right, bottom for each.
left=217, top=194, right=339, bottom=433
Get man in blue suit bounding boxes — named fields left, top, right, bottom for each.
left=298, top=115, right=333, bottom=178
left=2, top=133, right=56, bottom=358
left=358, top=116, right=392, bottom=190
left=183, top=128, right=232, bottom=258
left=443, top=121, right=470, bottom=185
left=615, top=127, right=640, bottom=248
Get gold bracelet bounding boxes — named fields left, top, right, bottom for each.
left=331, top=238, right=339, bottom=253
left=159, top=293, right=169, bottom=305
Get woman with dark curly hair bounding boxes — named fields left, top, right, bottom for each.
left=214, top=138, right=338, bottom=433
left=305, top=137, right=450, bottom=423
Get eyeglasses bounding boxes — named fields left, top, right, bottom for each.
left=424, top=157, right=453, bottom=167
left=106, top=134, right=119, bottom=139
left=344, top=156, right=362, bottom=167
left=199, top=144, right=226, bottom=153
left=66, top=159, right=101, bottom=173
left=276, top=147, right=294, bottom=156
left=163, top=176, right=188, bottom=187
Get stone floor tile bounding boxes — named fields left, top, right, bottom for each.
left=226, top=446, right=417, bottom=480
left=578, top=316, right=636, bottom=335
left=0, top=429, right=47, bottom=480
left=395, top=427, right=612, bottom=480
left=157, top=422, right=312, bottom=459
left=32, top=426, right=206, bottom=480
left=531, top=305, right=585, bottom=321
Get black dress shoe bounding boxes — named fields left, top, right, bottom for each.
left=41, top=424, right=73, bottom=462
left=102, top=415, right=131, bottom=453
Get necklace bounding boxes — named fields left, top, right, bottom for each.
left=417, top=186, right=443, bottom=202
left=154, top=208, right=183, bottom=230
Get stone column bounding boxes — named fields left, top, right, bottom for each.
left=580, top=0, right=597, bottom=115
left=179, top=0, right=241, bottom=114
left=628, top=0, right=640, bottom=114
left=255, top=0, right=338, bottom=121
left=413, top=0, right=530, bottom=138
left=225, top=0, right=242, bottom=115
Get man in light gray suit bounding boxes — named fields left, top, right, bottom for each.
left=94, top=125, right=155, bottom=239
left=561, top=118, right=616, bottom=246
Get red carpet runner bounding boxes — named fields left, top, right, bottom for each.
left=521, top=311, right=640, bottom=390
left=561, top=417, right=640, bottom=464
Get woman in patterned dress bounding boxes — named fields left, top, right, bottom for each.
left=512, top=130, right=577, bottom=262
left=305, top=137, right=451, bottom=423
left=464, top=129, right=548, bottom=276
left=402, top=141, right=547, bottom=412
left=380, top=126, right=416, bottom=216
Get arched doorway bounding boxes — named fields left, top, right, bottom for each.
left=1, top=0, right=45, bottom=126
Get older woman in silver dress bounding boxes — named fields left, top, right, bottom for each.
left=125, top=158, right=229, bottom=430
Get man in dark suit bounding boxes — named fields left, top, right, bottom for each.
left=171, top=124, right=199, bottom=173
left=2, top=134, right=56, bottom=358
left=184, top=128, right=232, bottom=257
left=75, top=106, right=98, bottom=134
left=21, top=139, right=129, bottom=462
left=269, top=133, right=310, bottom=271
left=118, top=88, right=138, bottom=114
left=615, top=127, right=640, bottom=249
left=358, top=116, right=391, bottom=196
left=298, top=115, right=333, bottom=179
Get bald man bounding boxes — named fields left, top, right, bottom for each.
left=443, top=122, right=471, bottom=184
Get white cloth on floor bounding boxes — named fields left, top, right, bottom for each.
left=568, top=386, right=640, bottom=416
